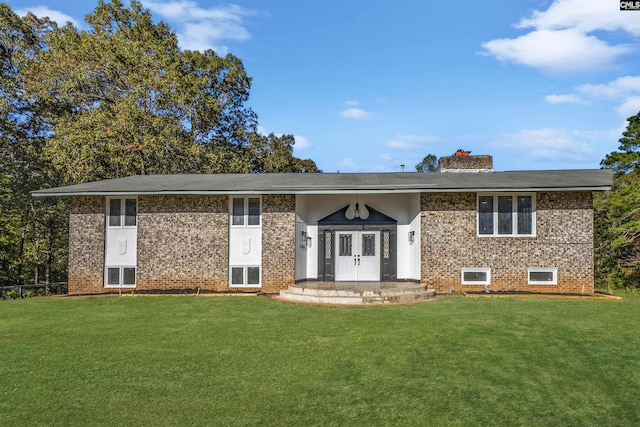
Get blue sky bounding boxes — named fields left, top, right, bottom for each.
left=7, top=0, right=640, bottom=172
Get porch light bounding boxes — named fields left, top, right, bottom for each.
left=408, top=231, right=415, bottom=243
left=301, top=230, right=312, bottom=248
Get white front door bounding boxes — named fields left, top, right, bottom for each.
left=358, top=232, right=380, bottom=281
left=335, top=231, right=380, bottom=281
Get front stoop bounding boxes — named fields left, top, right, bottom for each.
left=278, top=282, right=436, bottom=305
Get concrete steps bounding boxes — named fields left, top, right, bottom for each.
left=278, top=282, right=436, bottom=305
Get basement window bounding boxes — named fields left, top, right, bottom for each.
left=230, top=266, right=261, bottom=288
left=528, top=267, right=557, bottom=285
left=105, top=266, right=136, bottom=288
left=461, top=268, right=490, bottom=285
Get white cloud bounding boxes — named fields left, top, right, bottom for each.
left=143, top=1, right=256, bottom=23
left=615, top=96, right=640, bottom=118
left=483, top=29, right=628, bottom=73
left=337, top=157, right=361, bottom=172
left=15, top=6, right=80, bottom=27
left=142, top=1, right=257, bottom=53
left=492, top=128, right=599, bottom=164
left=482, top=0, right=638, bottom=72
left=340, top=108, right=371, bottom=119
left=516, top=0, right=640, bottom=35
left=344, top=100, right=360, bottom=106
left=549, top=75, right=640, bottom=117
left=385, top=134, right=438, bottom=150
left=544, top=94, right=583, bottom=104
left=578, top=76, right=640, bottom=99
left=386, top=140, right=415, bottom=149
left=293, top=135, right=312, bottom=150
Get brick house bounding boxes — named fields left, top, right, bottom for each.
left=32, top=155, right=611, bottom=295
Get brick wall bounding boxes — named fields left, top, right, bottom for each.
left=137, top=195, right=229, bottom=292
left=69, top=191, right=593, bottom=295
left=68, top=196, right=105, bottom=294
left=438, top=155, right=493, bottom=172
left=420, top=191, right=595, bottom=294
left=67, top=194, right=296, bottom=295
left=261, top=194, right=296, bottom=292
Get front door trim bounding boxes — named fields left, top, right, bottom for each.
left=317, top=204, right=397, bottom=282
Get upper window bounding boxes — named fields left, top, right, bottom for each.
left=477, top=193, right=534, bottom=237
left=230, top=197, right=261, bottom=227
left=107, top=197, right=137, bottom=228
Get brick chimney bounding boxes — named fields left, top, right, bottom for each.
left=437, top=152, right=493, bottom=173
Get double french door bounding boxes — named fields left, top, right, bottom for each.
left=335, top=231, right=380, bottom=281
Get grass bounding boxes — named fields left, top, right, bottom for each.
left=1, top=294, right=640, bottom=426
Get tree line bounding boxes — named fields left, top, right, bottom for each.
left=0, top=0, right=317, bottom=285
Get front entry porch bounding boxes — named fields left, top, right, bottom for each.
left=278, top=281, right=436, bottom=305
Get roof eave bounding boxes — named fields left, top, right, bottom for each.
left=30, top=185, right=612, bottom=197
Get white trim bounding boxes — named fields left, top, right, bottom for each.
left=461, top=268, right=491, bottom=285
left=477, top=193, right=536, bottom=237
left=528, top=267, right=557, bottom=285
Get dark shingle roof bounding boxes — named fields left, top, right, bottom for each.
left=31, top=169, right=612, bottom=197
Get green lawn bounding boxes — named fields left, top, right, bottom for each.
left=1, top=294, right=640, bottom=426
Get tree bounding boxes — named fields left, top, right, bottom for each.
left=415, top=154, right=438, bottom=172
left=601, top=113, right=640, bottom=176
left=25, top=0, right=317, bottom=182
left=247, top=133, right=319, bottom=173
left=596, top=111, right=640, bottom=289
left=0, top=4, right=67, bottom=285
left=29, top=0, right=250, bottom=182
left=0, top=0, right=318, bottom=285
